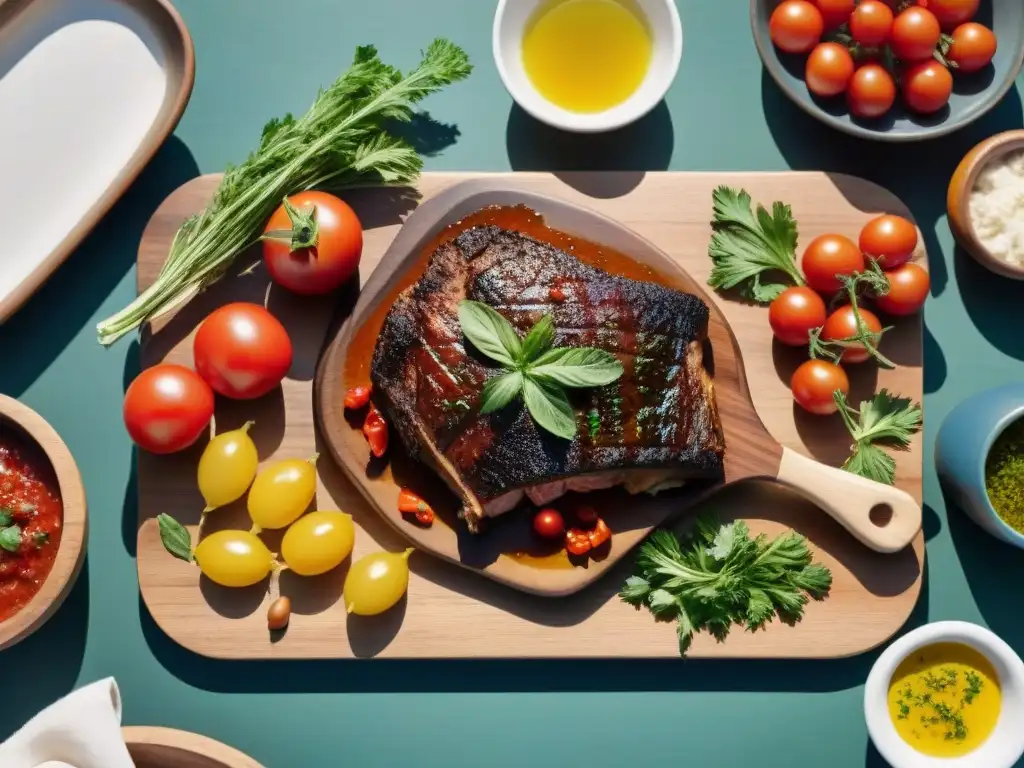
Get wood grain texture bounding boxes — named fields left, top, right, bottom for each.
left=124, top=726, right=264, bottom=768
left=0, top=0, right=194, bottom=323
left=136, top=171, right=925, bottom=659
left=0, top=394, right=87, bottom=650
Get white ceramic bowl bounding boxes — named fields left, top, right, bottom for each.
left=492, top=0, right=682, bottom=133
left=865, top=622, right=1024, bottom=768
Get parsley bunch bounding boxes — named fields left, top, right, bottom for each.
left=834, top=389, right=923, bottom=486
left=620, top=515, right=832, bottom=656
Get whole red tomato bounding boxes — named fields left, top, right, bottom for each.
left=769, top=286, right=828, bottom=346
left=821, top=305, right=883, bottom=364
left=123, top=364, right=214, bottom=454
left=859, top=214, right=918, bottom=269
left=801, top=234, right=865, bottom=294
left=947, top=22, right=997, bottom=73
left=193, top=303, right=293, bottom=400
left=847, top=64, right=897, bottom=119
left=533, top=509, right=565, bottom=539
left=925, top=0, right=980, bottom=30
left=902, top=60, right=953, bottom=115
left=874, top=262, right=930, bottom=316
left=262, top=192, right=363, bottom=295
left=889, top=7, right=941, bottom=61
left=791, top=359, right=849, bottom=415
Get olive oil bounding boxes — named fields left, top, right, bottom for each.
left=522, top=0, right=652, bottom=114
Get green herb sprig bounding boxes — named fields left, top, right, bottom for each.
left=620, top=515, right=832, bottom=656
left=458, top=300, right=623, bottom=440
left=96, top=40, right=472, bottom=346
left=834, top=389, right=922, bottom=486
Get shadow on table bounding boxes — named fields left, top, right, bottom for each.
left=0, top=136, right=200, bottom=397
left=139, top=552, right=930, bottom=696
left=954, top=245, right=1024, bottom=362
left=0, top=557, right=90, bottom=740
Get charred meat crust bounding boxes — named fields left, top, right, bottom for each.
left=370, top=223, right=725, bottom=531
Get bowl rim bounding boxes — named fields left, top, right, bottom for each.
left=123, top=726, right=265, bottom=767
left=0, top=394, right=87, bottom=651
left=972, top=403, right=1024, bottom=548
left=749, top=0, right=1024, bottom=143
left=492, top=0, right=683, bottom=134
left=864, top=621, right=1024, bottom=768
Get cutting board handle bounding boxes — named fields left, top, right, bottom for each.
left=774, top=448, right=921, bottom=553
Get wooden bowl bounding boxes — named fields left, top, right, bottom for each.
left=0, top=394, right=86, bottom=650
left=948, top=129, right=1024, bottom=279
left=124, top=726, right=264, bottom=768
left=751, top=0, right=1024, bottom=142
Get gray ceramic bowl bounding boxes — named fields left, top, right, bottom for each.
left=935, top=382, right=1024, bottom=549
left=751, top=0, right=1024, bottom=142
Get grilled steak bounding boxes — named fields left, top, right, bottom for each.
left=370, top=223, right=725, bottom=531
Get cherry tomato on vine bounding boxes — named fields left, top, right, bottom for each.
left=262, top=192, right=363, bottom=295
left=849, top=0, right=894, bottom=47
left=902, top=60, right=953, bottom=114
left=769, top=287, right=828, bottom=347
left=533, top=508, right=565, bottom=539
left=821, top=305, right=883, bottom=364
left=813, top=0, right=855, bottom=30
left=801, top=234, right=865, bottom=294
left=123, top=364, right=214, bottom=454
left=858, top=214, right=918, bottom=269
left=193, top=303, right=293, bottom=400
left=890, top=7, right=941, bottom=61
left=847, top=64, right=896, bottom=119
left=873, top=262, right=930, bottom=316
left=947, top=22, right=997, bottom=73
left=806, top=43, right=855, bottom=97
left=924, top=0, right=980, bottom=30
left=791, top=359, right=850, bottom=416
left=769, top=0, right=824, bottom=54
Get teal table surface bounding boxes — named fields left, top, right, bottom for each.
left=2, top=1, right=1023, bottom=766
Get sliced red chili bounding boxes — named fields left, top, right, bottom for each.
left=398, top=488, right=434, bottom=526
left=362, top=403, right=388, bottom=458
left=565, top=528, right=592, bottom=556
left=344, top=385, right=372, bottom=410
left=587, top=518, right=611, bottom=549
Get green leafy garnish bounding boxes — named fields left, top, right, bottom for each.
left=158, top=514, right=194, bottom=563
left=0, top=508, right=12, bottom=527
left=707, top=186, right=804, bottom=303
left=96, top=40, right=473, bottom=346
left=834, top=389, right=922, bottom=486
left=32, top=531, right=49, bottom=548
left=458, top=300, right=624, bottom=440
left=620, top=515, right=832, bottom=656
left=0, top=525, right=21, bottom=553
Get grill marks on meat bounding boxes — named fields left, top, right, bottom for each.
left=370, top=224, right=725, bottom=531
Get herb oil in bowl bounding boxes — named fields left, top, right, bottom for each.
left=887, top=643, right=1002, bottom=758
left=521, top=0, right=652, bottom=114
left=985, top=417, right=1024, bottom=535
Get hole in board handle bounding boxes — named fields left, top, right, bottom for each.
left=869, top=503, right=893, bottom=528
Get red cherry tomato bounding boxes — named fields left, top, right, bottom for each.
left=858, top=214, right=918, bottom=269
left=821, top=305, right=883, bottom=364
left=806, top=43, right=855, bottom=97
left=902, top=60, right=953, bottom=114
left=123, top=364, right=214, bottom=454
left=813, top=0, right=855, bottom=30
left=262, top=191, right=363, bottom=295
left=533, top=508, right=566, bottom=539
left=925, top=0, right=980, bottom=30
left=574, top=505, right=598, bottom=524
left=802, top=234, right=865, bottom=294
left=769, top=287, right=828, bottom=346
left=769, top=0, right=825, bottom=54
left=874, top=262, right=931, bottom=316
left=847, top=64, right=897, bottom=119
left=193, top=303, right=293, bottom=400
left=890, top=7, right=941, bottom=61
left=849, top=1, right=894, bottom=47
left=791, top=359, right=850, bottom=415
left=947, top=22, right=997, bottom=73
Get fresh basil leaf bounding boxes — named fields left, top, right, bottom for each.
left=522, top=376, right=577, bottom=440
left=0, top=508, right=12, bottom=527
left=0, top=525, right=21, bottom=553
left=457, top=300, right=522, bottom=368
left=158, top=514, right=194, bottom=563
left=520, top=314, right=555, bottom=363
left=528, top=347, right=624, bottom=389
left=480, top=372, right=523, bottom=414
left=33, top=531, right=49, bottom=548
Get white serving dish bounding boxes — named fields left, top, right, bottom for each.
left=865, top=621, right=1024, bottom=768
left=0, top=0, right=193, bottom=322
left=492, top=0, right=682, bottom=133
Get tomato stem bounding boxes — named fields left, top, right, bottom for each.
left=261, top=196, right=320, bottom=252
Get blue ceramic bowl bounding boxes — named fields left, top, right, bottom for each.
left=935, top=382, right=1024, bottom=548
left=751, top=0, right=1024, bottom=142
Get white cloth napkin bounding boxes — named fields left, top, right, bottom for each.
left=0, top=678, right=134, bottom=768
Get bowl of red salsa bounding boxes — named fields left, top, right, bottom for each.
left=0, top=394, right=85, bottom=650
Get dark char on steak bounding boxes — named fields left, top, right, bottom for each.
left=370, top=223, right=725, bottom=531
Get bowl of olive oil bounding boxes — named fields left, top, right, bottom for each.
left=493, top=0, right=682, bottom=133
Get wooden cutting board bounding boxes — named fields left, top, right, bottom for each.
left=135, top=171, right=925, bottom=659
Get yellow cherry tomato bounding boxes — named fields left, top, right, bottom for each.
left=194, top=530, right=274, bottom=588
left=247, top=455, right=317, bottom=531
left=343, top=548, right=413, bottom=616
left=197, top=421, right=259, bottom=511
left=281, top=511, right=355, bottom=576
